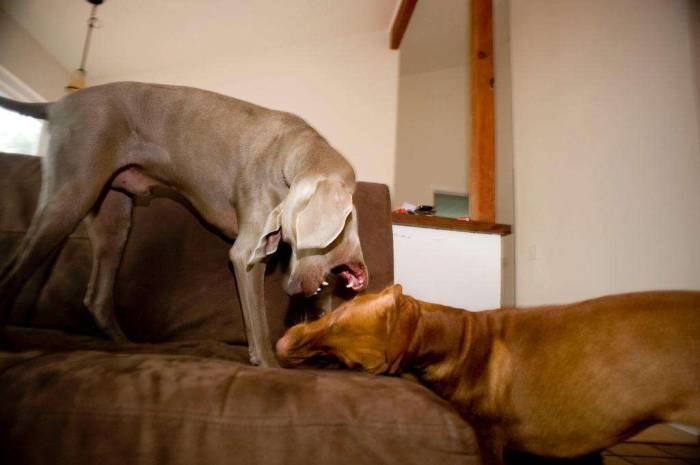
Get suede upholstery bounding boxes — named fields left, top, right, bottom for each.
left=0, top=153, right=479, bottom=464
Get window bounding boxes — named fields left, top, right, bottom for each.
left=0, top=101, right=43, bottom=155
left=0, top=67, right=46, bottom=156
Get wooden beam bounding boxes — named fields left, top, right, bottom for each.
left=469, top=0, right=495, bottom=222
left=390, top=0, right=418, bottom=50
left=392, top=212, right=511, bottom=236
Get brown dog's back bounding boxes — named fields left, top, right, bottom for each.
left=496, top=291, right=700, bottom=456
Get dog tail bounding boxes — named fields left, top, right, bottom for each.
left=0, top=96, right=49, bottom=119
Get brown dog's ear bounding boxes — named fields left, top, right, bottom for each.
left=295, top=180, right=353, bottom=250
left=383, top=284, right=403, bottom=298
left=248, top=203, right=283, bottom=266
left=384, top=284, right=418, bottom=374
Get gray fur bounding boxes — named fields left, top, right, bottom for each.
left=0, top=82, right=368, bottom=367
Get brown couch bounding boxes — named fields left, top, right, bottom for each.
left=0, top=153, right=480, bottom=465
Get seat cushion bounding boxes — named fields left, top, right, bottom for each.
left=0, top=346, right=479, bottom=465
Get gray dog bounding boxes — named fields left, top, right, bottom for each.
left=0, top=82, right=369, bottom=367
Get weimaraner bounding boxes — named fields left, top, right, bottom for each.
left=0, top=81, right=368, bottom=367
left=277, top=285, right=700, bottom=464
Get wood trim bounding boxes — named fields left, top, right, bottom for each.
left=0, top=65, right=45, bottom=101
left=392, top=212, right=511, bottom=236
left=469, top=0, right=496, bottom=222
left=390, top=0, right=418, bottom=50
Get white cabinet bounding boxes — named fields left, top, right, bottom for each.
left=393, top=224, right=502, bottom=311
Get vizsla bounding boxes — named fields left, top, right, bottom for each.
left=276, top=285, right=700, bottom=464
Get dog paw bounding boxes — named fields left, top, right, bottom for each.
left=249, top=352, right=281, bottom=368
left=97, top=320, right=130, bottom=344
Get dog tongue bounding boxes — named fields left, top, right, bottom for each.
left=339, top=265, right=365, bottom=291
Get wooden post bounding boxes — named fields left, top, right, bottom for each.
left=390, top=0, right=419, bottom=50
left=469, top=0, right=495, bottom=223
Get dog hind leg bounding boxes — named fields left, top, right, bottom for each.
left=0, top=181, right=108, bottom=318
left=0, top=135, right=117, bottom=322
left=84, top=189, right=134, bottom=342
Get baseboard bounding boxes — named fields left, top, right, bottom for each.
left=671, top=423, right=700, bottom=438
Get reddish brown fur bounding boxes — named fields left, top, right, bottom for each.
left=277, top=285, right=700, bottom=465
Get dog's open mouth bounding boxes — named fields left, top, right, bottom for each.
left=332, top=263, right=367, bottom=292
left=301, top=263, right=368, bottom=297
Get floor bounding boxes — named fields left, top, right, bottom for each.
left=603, top=442, right=700, bottom=464
left=604, top=425, right=699, bottom=465
left=504, top=425, right=699, bottom=465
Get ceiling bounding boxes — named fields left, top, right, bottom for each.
left=400, top=0, right=469, bottom=76
left=2, top=0, right=400, bottom=79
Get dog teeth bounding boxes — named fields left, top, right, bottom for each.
left=316, top=287, right=322, bottom=292
left=321, top=281, right=329, bottom=287
left=346, top=283, right=353, bottom=288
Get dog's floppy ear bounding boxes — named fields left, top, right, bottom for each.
left=295, top=180, right=353, bottom=250
left=384, top=285, right=419, bottom=374
left=248, top=203, right=283, bottom=266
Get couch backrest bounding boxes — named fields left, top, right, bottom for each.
left=0, top=153, right=393, bottom=344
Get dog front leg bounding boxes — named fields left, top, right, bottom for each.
left=230, top=230, right=279, bottom=368
left=475, top=427, right=506, bottom=465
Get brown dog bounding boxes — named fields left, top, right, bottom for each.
left=276, top=285, right=700, bottom=464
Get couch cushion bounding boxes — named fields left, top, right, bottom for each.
left=0, top=153, right=394, bottom=344
left=0, top=348, right=479, bottom=465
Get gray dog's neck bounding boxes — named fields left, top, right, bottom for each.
left=281, top=133, right=356, bottom=191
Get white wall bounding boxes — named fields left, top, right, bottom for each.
left=494, top=0, right=516, bottom=307
left=0, top=9, right=69, bottom=100
left=393, top=0, right=469, bottom=208
left=91, top=31, right=399, bottom=190
left=394, top=65, right=469, bottom=206
left=510, top=0, right=700, bottom=305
